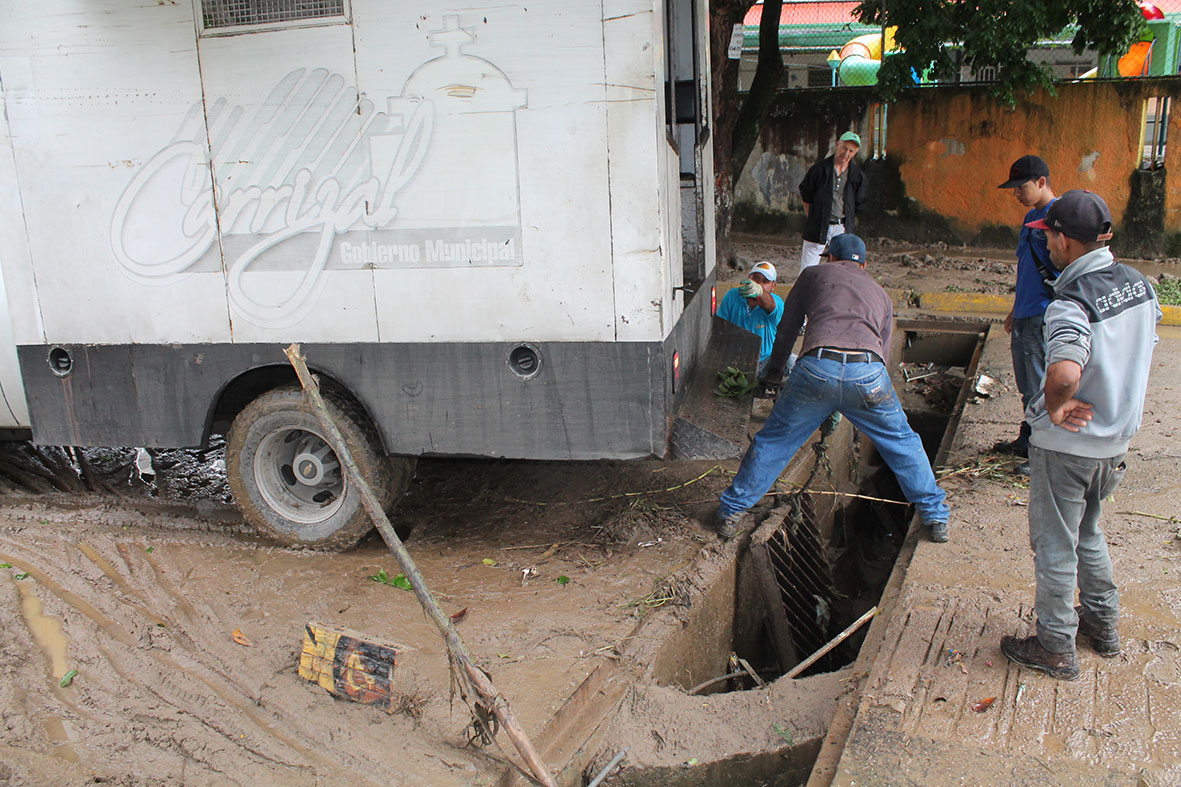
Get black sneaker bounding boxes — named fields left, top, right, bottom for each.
left=1000, top=634, right=1080, bottom=680
left=716, top=509, right=753, bottom=540
left=1075, top=606, right=1120, bottom=657
left=925, top=520, right=949, bottom=543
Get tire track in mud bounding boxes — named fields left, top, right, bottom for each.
left=0, top=534, right=395, bottom=785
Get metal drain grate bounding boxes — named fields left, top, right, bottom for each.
left=200, top=0, right=345, bottom=30
left=751, top=496, right=838, bottom=673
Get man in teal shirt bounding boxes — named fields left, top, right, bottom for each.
left=716, top=261, right=784, bottom=373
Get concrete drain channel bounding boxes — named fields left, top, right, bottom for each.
left=530, top=320, right=988, bottom=787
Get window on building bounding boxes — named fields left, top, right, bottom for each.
left=806, top=67, right=833, bottom=88
left=1142, top=95, right=1170, bottom=169
left=870, top=102, right=888, bottom=160
left=198, top=0, right=348, bottom=33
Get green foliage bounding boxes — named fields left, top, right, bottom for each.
left=1154, top=275, right=1181, bottom=306
left=854, top=0, right=1147, bottom=105
left=715, top=367, right=759, bottom=397
left=369, top=568, right=412, bottom=591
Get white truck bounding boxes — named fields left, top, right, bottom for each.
left=0, top=0, right=746, bottom=548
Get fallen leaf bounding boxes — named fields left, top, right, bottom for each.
left=391, top=573, right=412, bottom=591
left=482, top=558, right=498, bottom=567
left=231, top=628, right=254, bottom=647
left=556, top=575, right=571, bottom=585
left=145, top=546, right=154, bottom=554
left=59, top=669, right=78, bottom=688
left=972, top=696, right=997, bottom=713
left=0, top=562, right=11, bottom=568
left=14, top=572, right=29, bottom=581
left=449, top=607, right=468, bottom=624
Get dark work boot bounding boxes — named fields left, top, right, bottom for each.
left=715, top=509, right=753, bottom=540
left=993, top=421, right=1031, bottom=458
left=1075, top=606, right=1120, bottom=657
left=924, top=520, right=949, bottom=543
left=1001, top=634, right=1080, bottom=680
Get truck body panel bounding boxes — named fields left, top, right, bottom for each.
left=0, top=0, right=717, bottom=460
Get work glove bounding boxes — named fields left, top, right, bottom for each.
left=738, top=279, right=761, bottom=298
left=755, top=372, right=786, bottom=399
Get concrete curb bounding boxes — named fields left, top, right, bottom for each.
left=717, top=281, right=1181, bottom=326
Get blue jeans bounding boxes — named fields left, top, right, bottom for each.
left=719, top=355, right=949, bottom=524
left=1011, top=314, right=1047, bottom=412
left=1028, top=446, right=1125, bottom=653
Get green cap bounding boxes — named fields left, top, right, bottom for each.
left=839, top=131, right=861, bottom=146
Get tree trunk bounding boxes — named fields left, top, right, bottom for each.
left=709, top=0, right=756, bottom=271
left=732, top=0, right=784, bottom=181
left=710, top=0, right=783, bottom=271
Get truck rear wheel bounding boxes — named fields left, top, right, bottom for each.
left=225, top=386, right=414, bottom=550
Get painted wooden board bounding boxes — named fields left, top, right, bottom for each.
left=298, top=621, right=412, bottom=713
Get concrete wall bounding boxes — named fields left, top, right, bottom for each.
left=735, top=77, right=1181, bottom=255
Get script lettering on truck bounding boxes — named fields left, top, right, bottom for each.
left=110, top=16, right=527, bottom=328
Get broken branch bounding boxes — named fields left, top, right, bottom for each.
left=283, top=344, right=556, bottom=787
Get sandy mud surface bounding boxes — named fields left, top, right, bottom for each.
left=0, top=241, right=1176, bottom=785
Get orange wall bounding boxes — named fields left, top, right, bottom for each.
left=888, top=80, right=1181, bottom=232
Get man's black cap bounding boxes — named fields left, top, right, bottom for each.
left=998, top=155, right=1050, bottom=188
left=1025, top=189, right=1113, bottom=242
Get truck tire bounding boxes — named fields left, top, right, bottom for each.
left=225, top=386, right=414, bottom=550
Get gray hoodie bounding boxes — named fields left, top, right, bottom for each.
left=1026, top=246, right=1162, bottom=458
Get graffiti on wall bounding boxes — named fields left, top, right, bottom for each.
left=110, top=15, right=527, bottom=327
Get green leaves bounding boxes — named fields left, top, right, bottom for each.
left=60, top=669, right=78, bottom=688
left=715, top=367, right=758, bottom=398
left=555, top=575, right=571, bottom=586
left=369, top=568, right=412, bottom=591
left=855, top=0, right=1145, bottom=105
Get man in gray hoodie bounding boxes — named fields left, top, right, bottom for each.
left=1000, top=190, right=1162, bottom=681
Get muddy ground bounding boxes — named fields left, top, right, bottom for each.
left=0, top=237, right=1176, bottom=786
left=730, top=231, right=1181, bottom=299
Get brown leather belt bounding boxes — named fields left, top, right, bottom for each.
left=804, top=347, right=881, bottom=364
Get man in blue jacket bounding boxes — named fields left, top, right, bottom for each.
left=1000, top=190, right=1162, bottom=681
left=996, top=155, right=1058, bottom=473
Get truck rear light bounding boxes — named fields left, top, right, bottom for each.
left=672, top=351, right=681, bottom=392
left=711, top=285, right=717, bottom=314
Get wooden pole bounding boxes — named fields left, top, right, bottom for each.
left=283, top=344, right=557, bottom=787
left=784, top=605, right=878, bottom=679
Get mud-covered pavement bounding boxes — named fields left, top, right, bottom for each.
left=0, top=453, right=740, bottom=785
left=1, top=241, right=1178, bottom=786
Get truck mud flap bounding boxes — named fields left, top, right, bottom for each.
left=669, top=316, right=760, bottom=460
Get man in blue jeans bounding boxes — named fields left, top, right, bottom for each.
left=996, top=155, right=1058, bottom=474
left=716, top=234, right=950, bottom=542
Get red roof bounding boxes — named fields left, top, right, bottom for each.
left=744, top=2, right=862, bottom=27
left=744, top=0, right=1181, bottom=27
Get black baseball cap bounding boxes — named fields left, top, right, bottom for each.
left=821, top=233, right=866, bottom=264
left=1025, top=189, right=1113, bottom=242
left=998, top=155, right=1050, bottom=188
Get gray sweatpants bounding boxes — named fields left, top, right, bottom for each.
left=1028, top=445, right=1126, bottom=653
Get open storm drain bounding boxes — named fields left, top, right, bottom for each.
left=600, top=322, right=987, bottom=787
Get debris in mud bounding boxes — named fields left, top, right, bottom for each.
left=0, top=438, right=233, bottom=506
left=298, top=622, right=411, bottom=713
left=973, top=374, right=997, bottom=398
left=971, top=696, right=997, bottom=713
